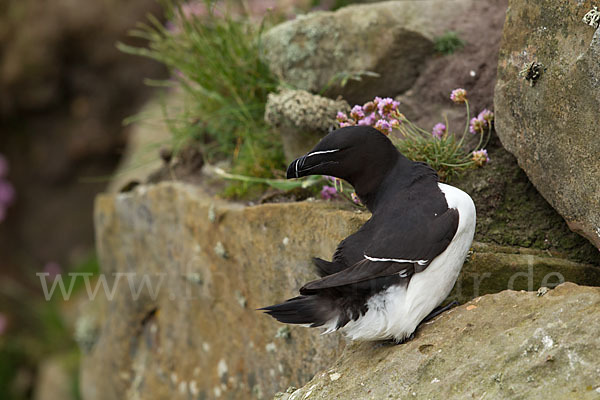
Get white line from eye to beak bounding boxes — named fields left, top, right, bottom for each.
left=306, top=149, right=340, bottom=158
left=295, top=158, right=299, bottom=178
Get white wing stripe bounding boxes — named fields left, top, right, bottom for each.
left=364, top=255, right=428, bottom=265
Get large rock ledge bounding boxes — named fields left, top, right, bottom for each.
left=277, top=283, right=600, bottom=400
left=84, top=182, right=600, bottom=399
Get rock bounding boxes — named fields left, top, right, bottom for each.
left=107, top=95, right=175, bottom=193
left=453, top=242, right=600, bottom=303
left=34, top=354, right=78, bottom=400
left=87, top=182, right=600, bottom=399
left=264, top=89, right=350, bottom=161
left=494, top=0, right=600, bottom=249
left=261, top=0, right=480, bottom=105
left=85, top=183, right=358, bottom=400
left=394, top=0, right=508, bottom=140
left=282, top=283, right=600, bottom=399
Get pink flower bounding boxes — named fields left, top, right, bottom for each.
left=377, top=97, right=400, bottom=117
left=450, top=88, right=467, bottom=103
left=362, top=101, right=376, bottom=114
left=469, top=117, right=487, bottom=134
left=181, top=2, right=208, bottom=20
left=349, top=105, right=365, bottom=121
left=477, top=109, right=494, bottom=123
left=320, top=185, right=337, bottom=200
left=432, top=123, right=446, bottom=139
left=390, top=119, right=401, bottom=129
left=339, top=122, right=354, bottom=128
left=374, top=119, right=392, bottom=135
left=0, top=180, right=15, bottom=205
left=472, top=149, right=490, bottom=166
left=43, top=262, right=62, bottom=279
left=358, top=112, right=376, bottom=126
left=0, top=154, right=8, bottom=177
left=336, top=111, right=348, bottom=123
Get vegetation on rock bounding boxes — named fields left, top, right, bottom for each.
left=434, top=31, right=466, bottom=55
left=119, top=0, right=286, bottom=195
left=336, top=91, right=493, bottom=182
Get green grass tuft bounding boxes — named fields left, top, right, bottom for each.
left=118, top=0, right=285, bottom=195
left=434, top=31, right=465, bottom=55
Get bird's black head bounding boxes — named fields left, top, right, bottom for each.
left=287, top=126, right=404, bottom=205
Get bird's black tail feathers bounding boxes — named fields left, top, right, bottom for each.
left=259, top=295, right=336, bottom=328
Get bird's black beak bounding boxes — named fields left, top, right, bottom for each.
left=286, top=149, right=341, bottom=179
left=286, top=154, right=308, bottom=179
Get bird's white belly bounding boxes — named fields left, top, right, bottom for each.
left=340, top=183, right=476, bottom=341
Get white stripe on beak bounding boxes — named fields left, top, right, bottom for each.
left=306, top=149, right=340, bottom=158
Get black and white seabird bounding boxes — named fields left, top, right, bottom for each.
left=261, top=125, right=476, bottom=342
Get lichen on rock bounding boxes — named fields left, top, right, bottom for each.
left=264, top=88, right=350, bottom=160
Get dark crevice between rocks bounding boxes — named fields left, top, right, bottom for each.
left=129, top=307, right=159, bottom=359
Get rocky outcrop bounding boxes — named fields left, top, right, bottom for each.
left=261, top=0, right=480, bottom=105
left=84, top=183, right=357, bottom=400
left=85, top=182, right=600, bottom=399
left=277, top=283, right=600, bottom=400
left=494, top=0, right=600, bottom=249
left=264, top=89, right=350, bottom=161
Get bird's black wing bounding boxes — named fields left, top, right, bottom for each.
left=300, top=207, right=459, bottom=294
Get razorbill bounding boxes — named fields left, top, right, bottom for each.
left=260, top=125, right=476, bottom=342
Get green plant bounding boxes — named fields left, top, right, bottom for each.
left=335, top=90, right=493, bottom=182
left=118, top=0, right=285, bottom=192
left=434, top=31, right=465, bottom=55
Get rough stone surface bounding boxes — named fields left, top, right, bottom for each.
left=455, top=242, right=600, bottom=302
left=261, top=0, right=479, bottom=104
left=278, top=283, right=600, bottom=400
left=86, top=182, right=600, bottom=399
left=85, top=183, right=359, bottom=400
left=494, top=0, right=600, bottom=249
left=33, top=354, right=78, bottom=400
left=264, top=89, right=350, bottom=161
left=108, top=94, right=177, bottom=193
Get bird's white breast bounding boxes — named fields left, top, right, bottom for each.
left=339, top=183, right=476, bottom=341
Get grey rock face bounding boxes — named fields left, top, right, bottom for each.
left=264, top=89, right=349, bottom=160
left=261, top=1, right=478, bottom=105
left=494, top=0, right=600, bottom=249
left=86, top=182, right=600, bottom=399
left=279, top=283, right=600, bottom=399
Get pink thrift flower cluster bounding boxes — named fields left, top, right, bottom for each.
left=336, top=97, right=401, bottom=135
left=450, top=88, right=467, bottom=104
left=320, top=185, right=337, bottom=200
left=469, top=109, right=494, bottom=134
left=431, top=123, right=447, bottom=139
left=0, top=154, right=15, bottom=223
left=472, top=149, right=490, bottom=166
